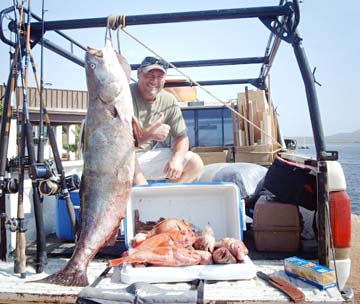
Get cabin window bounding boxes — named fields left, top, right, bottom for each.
left=182, top=110, right=196, bottom=147
left=181, top=107, right=234, bottom=147
left=198, top=109, right=223, bottom=146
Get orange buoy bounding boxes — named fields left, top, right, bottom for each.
left=329, top=191, right=351, bottom=248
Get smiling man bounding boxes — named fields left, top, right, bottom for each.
left=130, top=56, right=203, bottom=184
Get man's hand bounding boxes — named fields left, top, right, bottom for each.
left=139, top=112, right=170, bottom=143
left=163, top=135, right=189, bottom=181
left=164, top=156, right=184, bottom=181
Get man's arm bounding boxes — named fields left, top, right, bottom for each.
left=172, top=134, right=190, bottom=162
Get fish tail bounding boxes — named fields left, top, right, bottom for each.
left=32, top=266, right=89, bottom=287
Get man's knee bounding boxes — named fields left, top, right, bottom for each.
left=186, top=152, right=204, bottom=174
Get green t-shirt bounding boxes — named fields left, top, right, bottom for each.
left=130, top=83, right=187, bottom=151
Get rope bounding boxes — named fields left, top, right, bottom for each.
left=121, top=27, right=283, bottom=149
left=106, top=15, right=126, bottom=53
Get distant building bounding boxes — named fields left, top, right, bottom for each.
left=0, top=85, right=88, bottom=125
left=0, top=85, right=88, bottom=160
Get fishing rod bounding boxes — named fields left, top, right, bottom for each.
left=12, top=0, right=26, bottom=278
left=0, top=49, right=19, bottom=199
left=26, top=1, right=79, bottom=248
left=0, top=7, right=20, bottom=265
left=37, top=0, right=45, bottom=163
left=2, top=1, right=79, bottom=274
left=16, top=74, right=27, bottom=278
left=30, top=0, right=47, bottom=273
left=28, top=46, right=79, bottom=244
left=17, top=0, right=48, bottom=274
left=22, top=0, right=77, bottom=273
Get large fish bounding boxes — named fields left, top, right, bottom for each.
left=37, top=40, right=136, bottom=286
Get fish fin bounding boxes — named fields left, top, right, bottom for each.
left=109, top=257, right=126, bottom=267
left=104, top=228, right=118, bottom=247
left=114, top=104, right=131, bottom=123
left=115, top=51, right=132, bottom=83
left=132, top=117, right=143, bottom=147
left=31, top=266, right=88, bottom=287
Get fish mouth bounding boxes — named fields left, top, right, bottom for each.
left=87, top=47, right=103, bottom=57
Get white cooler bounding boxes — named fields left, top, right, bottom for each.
left=117, top=182, right=255, bottom=284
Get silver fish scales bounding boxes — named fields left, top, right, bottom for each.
left=37, top=40, right=135, bottom=286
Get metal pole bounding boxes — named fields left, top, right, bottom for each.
left=42, top=38, right=85, bottom=67
left=21, top=7, right=87, bottom=51
left=29, top=6, right=292, bottom=32
left=164, top=78, right=262, bottom=88
left=291, top=33, right=326, bottom=159
left=33, top=38, right=270, bottom=71
left=131, top=57, right=268, bottom=70
left=291, top=31, right=329, bottom=267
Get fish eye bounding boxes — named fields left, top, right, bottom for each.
left=89, top=63, right=96, bottom=70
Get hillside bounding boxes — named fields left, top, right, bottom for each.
left=289, top=129, right=360, bottom=144
left=326, top=129, right=360, bottom=143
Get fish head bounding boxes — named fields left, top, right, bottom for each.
left=85, top=40, right=127, bottom=104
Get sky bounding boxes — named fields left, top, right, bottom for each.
left=1, top=0, right=359, bottom=137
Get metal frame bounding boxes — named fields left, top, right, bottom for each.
left=0, top=0, right=332, bottom=266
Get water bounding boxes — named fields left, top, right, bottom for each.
left=295, top=143, right=360, bottom=214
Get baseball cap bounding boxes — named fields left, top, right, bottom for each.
left=139, top=56, right=169, bottom=73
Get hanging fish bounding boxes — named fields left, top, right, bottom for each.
left=35, top=40, right=138, bottom=286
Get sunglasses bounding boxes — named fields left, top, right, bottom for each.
left=140, top=56, right=169, bottom=70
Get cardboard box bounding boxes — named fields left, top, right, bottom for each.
left=125, top=182, right=245, bottom=247
left=284, top=257, right=337, bottom=289
left=191, top=146, right=228, bottom=165
left=253, top=195, right=301, bottom=252
left=234, top=144, right=276, bottom=165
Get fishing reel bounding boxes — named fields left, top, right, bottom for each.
left=38, top=174, right=81, bottom=196
left=29, top=160, right=56, bottom=180
left=0, top=177, right=19, bottom=195
left=0, top=213, right=17, bottom=232
left=7, top=157, right=55, bottom=180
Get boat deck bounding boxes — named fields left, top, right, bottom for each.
left=0, top=232, right=346, bottom=303
left=0, top=257, right=345, bottom=303
left=0, top=234, right=345, bottom=303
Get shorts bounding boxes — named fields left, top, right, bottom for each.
left=136, top=147, right=193, bottom=181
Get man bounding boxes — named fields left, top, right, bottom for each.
left=131, top=56, right=203, bottom=184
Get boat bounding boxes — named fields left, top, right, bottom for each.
left=284, top=138, right=297, bottom=150
left=298, top=137, right=310, bottom=149
left=0, top=1, right=354, bottom=303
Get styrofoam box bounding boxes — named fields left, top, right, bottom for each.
left=120, top=182, right=254, bottom=283
left=125, top=182, right=246, bottom=248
